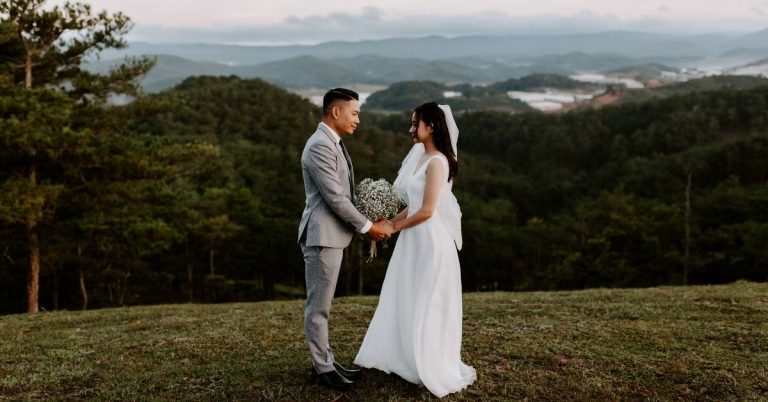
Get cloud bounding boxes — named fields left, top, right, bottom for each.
left=125, top=8, right=768, bottom=45
left=750, top=0, right=768, bottom=15
left=285, top=7, right=384, bottom=26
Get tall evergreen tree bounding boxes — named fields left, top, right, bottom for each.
left=0, top=0, right=152, bottom=313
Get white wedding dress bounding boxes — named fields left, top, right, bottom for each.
left=354, top=145, right=476, bottom=398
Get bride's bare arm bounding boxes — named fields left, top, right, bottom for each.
left=393, top=159, right=443, bottom=232
left=391, top=207, right=409, bottom=224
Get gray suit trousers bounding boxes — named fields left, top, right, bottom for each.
left=301, top=240, right=344, bottom=373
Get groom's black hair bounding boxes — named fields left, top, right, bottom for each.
left=323, top=88, right=359, bottom=115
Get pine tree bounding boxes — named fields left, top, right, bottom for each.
left=0, top=0, right=152, bottom=313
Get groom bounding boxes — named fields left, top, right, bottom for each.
left=298, top=88, right=393, bottom=390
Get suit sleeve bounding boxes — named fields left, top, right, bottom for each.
left=306, top=142, right=370, bottom=232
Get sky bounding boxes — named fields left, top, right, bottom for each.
left=50, top=0, right=768, bottom=45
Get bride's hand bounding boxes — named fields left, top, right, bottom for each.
left=370, top=220, right=392, bottom=240
left=385, top=220, right=397, bottom=234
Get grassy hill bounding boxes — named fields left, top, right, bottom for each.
left=604, top=62, right=680, bottom=81
left=1, top=283, right=766, bottom=400
left=492, top=73, right=592, bottom=91
left=364, top=80, right=532, bottom=112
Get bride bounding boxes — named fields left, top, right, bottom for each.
left=354, top=102, right=476, bottom=398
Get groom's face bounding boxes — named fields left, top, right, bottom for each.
left=332, top=100, right=361, bottom=136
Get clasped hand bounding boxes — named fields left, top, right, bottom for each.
left=368, top=219, right=395, bottom=241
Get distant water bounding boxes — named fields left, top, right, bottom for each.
left=508, top=90, right=596, bottom=111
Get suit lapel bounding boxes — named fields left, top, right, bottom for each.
left=338, top=140, right=356, bottom=202
left=317, top=124, right=355, bottom=199
left=317, top=124, right=336, bottom=144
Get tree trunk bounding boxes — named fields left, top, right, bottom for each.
left=185, top=241, right=194, bottom=303
left=79, top=270, right=88, bottom=310
left=117, top=270, right=130, bottom=306
left=187, top=261, right=194, bottom=303
left=24, top=49, right=38, bottom=313
left=264, top=276, right=274, bottom=299
left=26, top=166, right=40, bottom=314
left=25, top=51, right=33, bottom=89
left=209, top=248, right=215, bottom=276
left=26, top=230, right=40, bottom=313
left=52, top=265, right=59, bottom=311
left=683, top=170, right=693, bottom=285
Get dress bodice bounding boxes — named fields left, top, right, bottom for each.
left=392, top=145, right=462, bottom=250
left=394, top=154, right=450, bottom=217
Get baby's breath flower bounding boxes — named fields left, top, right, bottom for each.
left=355, top=178, right=403, bottom=221
left=355, top=178, right=404, bottom=262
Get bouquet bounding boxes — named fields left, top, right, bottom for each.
left=354, top=178, right=404, bottom=262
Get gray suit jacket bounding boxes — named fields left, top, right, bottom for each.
left=298, top=124, right=368, bottom=248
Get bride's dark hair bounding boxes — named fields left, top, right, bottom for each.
left=413, top=101, right=458, bottom=181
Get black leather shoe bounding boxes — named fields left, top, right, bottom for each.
left=311, top=366, right=353, bottom=391
left=333, top=361, right=362, bottom=379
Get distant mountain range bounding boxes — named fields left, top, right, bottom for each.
left=86, top=29, right=768, bottom=91
left=86, top=53, right=688, bottom=92
left=101, top=30, right=768, bottom=64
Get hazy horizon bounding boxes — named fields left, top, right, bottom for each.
left=47, top=0, right=768, bottom=45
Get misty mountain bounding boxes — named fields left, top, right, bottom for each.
left=737, top=28, right=768, bottom=48
left=526, top=53, right=693, bottom=72
left=100, top=29, right=768, bottom=67
left=86, top=55, right=232, bottom=92
left=333, top=55, right=482, bottom=84
left=233, top=56, right=370, bottom=88
left=85, top=28, right=768, bottom=91
left=719, top=47, right=768, bottom=65
left=87, top=53, right=705, bottom=92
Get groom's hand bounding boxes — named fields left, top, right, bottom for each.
left=368, top=219, right=394, bottom=240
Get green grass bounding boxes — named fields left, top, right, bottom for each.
left=1, top=283, right=767, bottom=401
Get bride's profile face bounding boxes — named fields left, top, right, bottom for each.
left=409, top=112, right=433, bottom=144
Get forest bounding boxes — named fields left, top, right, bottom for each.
left=1, top=1, right=766, bottom=314
left=363, top=74, right=597, bottom=112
